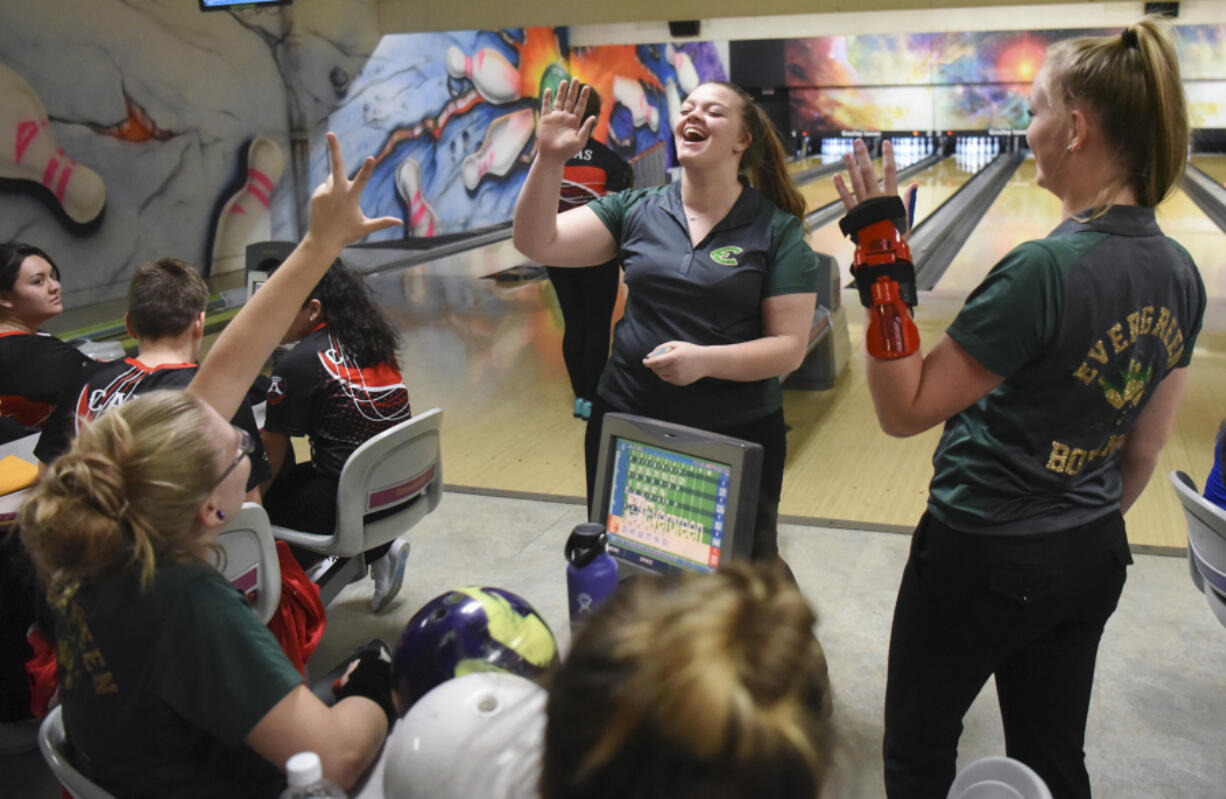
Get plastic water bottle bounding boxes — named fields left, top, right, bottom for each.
left=280, top=752, right=347, bottom=798
left=565, top=522, right=619, bottom=628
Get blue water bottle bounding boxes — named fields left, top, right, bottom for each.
left=565, top=523, right=619, bottom=629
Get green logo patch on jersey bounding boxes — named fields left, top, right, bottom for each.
left=709, top=246, right=743, bottom=266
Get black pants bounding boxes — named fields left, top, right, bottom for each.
left=547, top=260, right=620, bottom=401
left=263, top=459, right=391, bottom=569
left=584, top=394, right=787, bottom=560
left=883, top=511, right=1132, bottom=799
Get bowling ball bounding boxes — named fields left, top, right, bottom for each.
left=537, top=62, right=569, bottom=101
left=391, top=586, right=558, bottom=715
left=383, top=672, right=547, bottom=799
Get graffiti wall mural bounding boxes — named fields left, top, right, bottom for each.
left=318, top=29, right=726, bottom=241
left=787, top=24, right=1226, bottom=133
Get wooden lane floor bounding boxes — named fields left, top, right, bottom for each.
left=930, top=157, right=1062, bottom=296
left=788, top=154, right=828, bottom=175
left=805, top=155, right=979, bottom=271
left=371, top=174, right=1226, bottom=550
left=1193, top=154, right=1226, bottom=186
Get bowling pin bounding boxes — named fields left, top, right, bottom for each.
left=612, top=76, right=659, bottom=133
left=664, top=79, right=682, bottom=133
left=461, top=108, right=535, bottom=191
left=0, top=62, right=105, bottom=225
left=664, top=44, right=700, bottom=94
left=445, top=46, right=521, bottom=105
left=210, top=136, right=284, bottom=275
left=395, top=156, right=437, bottom=238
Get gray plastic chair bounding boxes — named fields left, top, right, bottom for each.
left=947, top=756, right=1052, bottom=799
left=212, top=501, right=281, bottom=624
left=270, top=408, right=444, bottom=606
left=1169, top=470, right=1226, bottom=627
left=38, top=705, right=117, bottom=799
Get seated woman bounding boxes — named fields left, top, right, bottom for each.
left=543, top=562, right=832, bottom=799
left=260, top=259, right=413, bottom=613
left=19, top=134, right=402, bottom=797
left=0, top=242, right=93, bottom=438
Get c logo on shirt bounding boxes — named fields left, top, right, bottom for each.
left=710, top=246, right=743, bottom=266
left=267, top=376, right=286, bottom=406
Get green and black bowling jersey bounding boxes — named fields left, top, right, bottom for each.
left=930, top=205, right=1206, bottom=535
left=56, top=561, right=302, bottom=798
left=586, top=182, right=819, bottom=428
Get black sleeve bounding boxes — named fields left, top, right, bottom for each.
left=232, top=400, right=271, bottom=490
left=33, top=360, right=109, bottom=465
left=35, top=338, right=93, bottom=403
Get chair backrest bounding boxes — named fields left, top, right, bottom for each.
left=334, top=407, right=443, bottom=557
left=38, top=705, right=118, bottom=799
left=211, top=502, right=281, bottom=624
left=1169, top=470, right=1226, bottom=627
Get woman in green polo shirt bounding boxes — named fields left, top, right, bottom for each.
left=514, top=78, right=819, bottom=563
left=835, top=17, right=1204, bottom=799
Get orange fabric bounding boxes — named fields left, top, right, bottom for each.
left=266, top=541, right=326, bottom=676
left=24, top=625, right=57, bottom=718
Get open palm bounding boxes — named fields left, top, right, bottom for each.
left=536, top=79, right=596, bottom=162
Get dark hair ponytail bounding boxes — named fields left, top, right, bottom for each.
left=308, top=260, right=401, bottom=366
left=709, top=82, right=807, bottom=221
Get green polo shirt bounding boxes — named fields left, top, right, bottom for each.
left=929, top=205, right=1205, bottom=535
left=57, top=561, right=303, bottom=798
left=587, top=182, right=818, bottom=428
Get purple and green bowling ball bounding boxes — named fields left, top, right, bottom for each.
left=391, top=586, right=558, bottom=715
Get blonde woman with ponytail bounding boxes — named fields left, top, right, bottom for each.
left=20, top=134, right=402, bottom=798
left=833, top=17, right=1204, bottom=798
left=514, top=79, right=818, bottom=562
left=542, top=562, right=832, bottom=799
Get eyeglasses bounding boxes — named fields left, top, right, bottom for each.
left=213, top=425, right=255, bottom=489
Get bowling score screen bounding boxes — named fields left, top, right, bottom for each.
left=605, top=437, right=731, bottom=574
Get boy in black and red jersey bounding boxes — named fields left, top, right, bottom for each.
left=260, top=260, right=412, bottom=613
left=35, top=259, right=270, bottom=494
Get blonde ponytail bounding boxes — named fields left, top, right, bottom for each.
left=21, top=391, right=223, bottom=599
left=543, top=562, right=832, bottom=799
left=1044, top=15, right=1188, bottom=208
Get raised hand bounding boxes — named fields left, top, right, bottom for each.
left=535, top=79, right=597, bottom=164
left=308, top=132, right=402, bottom=251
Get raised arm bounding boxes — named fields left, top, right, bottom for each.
left=512, top=80, right=617, bottom=267
left=188, top=134, right=400, bottom=419
left=835, top=140, right=1001, bottom=436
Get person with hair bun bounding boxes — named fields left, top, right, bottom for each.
left=542, top=562, right=832, bottom=799
left=514, top=79, right=819, bottom=562
left=19, top=134, right=402, bottom=797
left=0, top=242, right=93, bottom=438
left=833, top=17, right=1204, bottom=798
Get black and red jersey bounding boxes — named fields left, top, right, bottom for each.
left=0, top=331, right=93, bottom=428
left=35, top=357, right=271, bottom=491
left=558, top=139, right=634, bottom=212
left=263, top=324, right=411, bottom=478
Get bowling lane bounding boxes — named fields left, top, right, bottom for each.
left=788, top=154, right=827, bottom=175
left=933, top=158, right=1062, bottom=296
left=797, top=158, right=881, bottom=213
left=1155, top=186, right=1226, bottom=299
left=804, top=155, right=981, bottom=272
left=1192, top=154, right=1226, bottom=187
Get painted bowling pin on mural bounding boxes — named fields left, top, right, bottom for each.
left=664, top=44, right=700, bottom=94
left=612, top=76, right=659, bottom=133
left=445, top=46, right=521, bottom=105
left=210, top=136, right=284, bottom=275
left=664, top=79, right=682, bottom=132
left=0, top=62, right=106, bottom=225
left=461, top=108, right=535, bottom=191
left=395, top=156, right=437, bottom=237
